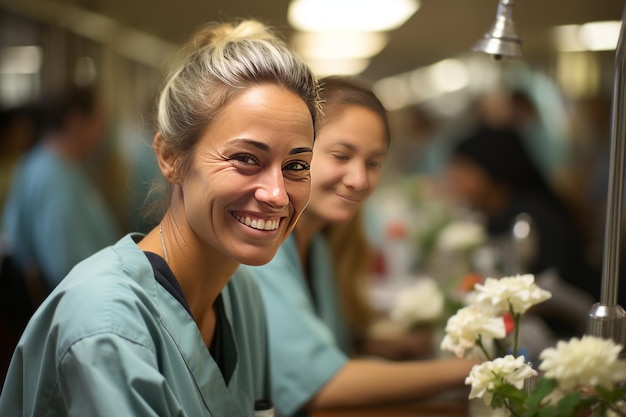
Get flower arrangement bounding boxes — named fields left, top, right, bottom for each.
left=436, top=220, right=487, bottom=252
left=441, top=274, right=626, bottom=417
left=389, top=277, right=445, bottom=328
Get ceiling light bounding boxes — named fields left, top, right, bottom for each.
left=0, top=46, right=43, bottom=74
left=292, top=32, right=388, bottom=60
left=579, top=21, right=621, bottom=51
left=427, top=59, right=469, bottom=93
left=288, top=0, right=419, bottom=32
left=553, top=21, right=620, bottom=52
left=304, top=57, right=371, bottom=77
left=373, top=75, right=412, bottom=110
left=552, top=24, right=586, bottom=52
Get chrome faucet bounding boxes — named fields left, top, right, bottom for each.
left=586, top=2, right=626, bottom=348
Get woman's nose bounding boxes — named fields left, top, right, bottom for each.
left=344, top=162, right=369, bottom=191
left=255, top=169, right=289, bottom=207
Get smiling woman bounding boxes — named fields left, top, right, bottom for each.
left=238, top=76, right=476, bottom=417
left=0, top=18, right=320, bottom=417
left=159, top=83, right=314, bottom=267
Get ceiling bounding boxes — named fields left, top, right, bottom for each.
left=1, top=0, right=624, bottom=82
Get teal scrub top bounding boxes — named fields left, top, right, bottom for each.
left=237, top=234, right=349, bottom=417
left=2, top=144, right=119, bottom=289
left=0, top=234, right=271, bottom=417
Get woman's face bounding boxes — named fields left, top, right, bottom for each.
left=306, top=105, right=388, bottom=225
left=178, top=84, right=314, bottom=266
left=444, top=155, right=493, bottom=210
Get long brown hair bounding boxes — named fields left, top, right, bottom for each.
left=317, top=76, right=390, bottom=336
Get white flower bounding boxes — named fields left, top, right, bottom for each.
left=436, top=220, right=486, bottom=251
left=608, top=401, right=626, bottom=417
left=538, top=335, right=626, bottom=391
left=390, top=277, right=444, bottom=327
left=473, top=274, right=552, bottom=315
left=440, top=305, right=506, bottom=358
left=466, top=355, right=537, bottom=405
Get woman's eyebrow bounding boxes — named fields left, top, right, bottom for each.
left=290, top=147, right=313, bottom=155
left=228, top=139, right=312, bottom=155
left=229, top=138, right=270, bottom=151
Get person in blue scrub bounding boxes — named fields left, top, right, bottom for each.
left=238, top=77, right=475, bottom=417
left=0, top=19, right=320, bottom=416
left=2, top=87, right=119, bottom=291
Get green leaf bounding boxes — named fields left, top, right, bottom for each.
left=499, top=384, right=528, bottom=404
left=535, top=404, right=556, bottom=417
left=596, top=384, right=626, bottom=403
left=491, top=392, right=507, bottom=409
left=525, top=378, right=557, bottom=410
left=555, top=391, right=581, bottom=416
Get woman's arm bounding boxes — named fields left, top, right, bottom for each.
left=307, top=356, right=475, bottom=410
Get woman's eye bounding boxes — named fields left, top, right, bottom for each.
left=331, top=153, right=349, bottom=161
left=368, top=160, right=383, bottom=169
left=284, top=160, right=310, bottom=171
left=231, top=154, right=258, bottom=165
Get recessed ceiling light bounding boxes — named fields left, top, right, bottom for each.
left=288, top=0, right=420, bottom=32
left=292, top=32, right=388, bottom=59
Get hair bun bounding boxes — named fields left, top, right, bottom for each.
left=190, top=19, right=278, bottom=52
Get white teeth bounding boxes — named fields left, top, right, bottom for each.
left=234, top=214, right=279, bottom=231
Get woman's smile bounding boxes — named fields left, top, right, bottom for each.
left=232, top=211, right=282, bottom=231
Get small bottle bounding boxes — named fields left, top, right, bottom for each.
left=254, top=399, right=274, bottom=417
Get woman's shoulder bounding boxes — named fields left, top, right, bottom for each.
left=26, top=234, right=160, bottom=353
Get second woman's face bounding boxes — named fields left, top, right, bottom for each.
left=180, top=84, right=314, bottom=266
left=307, top=105, right=388, bottom=224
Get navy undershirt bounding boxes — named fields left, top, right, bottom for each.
left=143, top=252, right=230, bottom=383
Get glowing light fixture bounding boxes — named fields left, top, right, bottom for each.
left=292, top=32, right=388, bottom=59
left=288, top=0, right=419, bottom=32
left=304, top=57, right=371, bottom=77
left=580, top=21, right=621, bottom=51
left=553, top=21, right=620, bottom=52
left=0, top=46, right=43, bottom=74
left=552, top=24, right=586, bottom=52
left=426, top=59, right=470, bottom=93
left=373, top=75, right=412, bottom=111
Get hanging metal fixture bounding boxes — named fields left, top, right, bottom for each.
left=473, top=0, right=524, bottom=60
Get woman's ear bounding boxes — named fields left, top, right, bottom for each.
left=154, top=132, right=179, bottom=183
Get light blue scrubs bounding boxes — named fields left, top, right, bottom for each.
left=0, top=234, right=271, bottom=417
left=2, top=144, right=119, bottom=289
left=238, top=234, right=349, bottom=417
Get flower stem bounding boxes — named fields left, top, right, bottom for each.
left=510, top=305, right=521, bottom=357
left=504, top=401, right=521, bottom=417
left=476, top=335, right=492, bottom=361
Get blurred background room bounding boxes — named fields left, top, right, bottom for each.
left=0, top=0, right=624, bottom=381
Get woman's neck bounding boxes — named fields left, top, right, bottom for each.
left=293, top=210, right=328, bottom=270
left=46, top=132, right=88, bottom=161
left=138, top=198, right=238, bottom=323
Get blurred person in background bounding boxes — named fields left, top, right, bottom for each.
left=238, top=77, right=474, bottom=417
left=1, top=86, right=120, bottom=293
left=0, top=104, right=39, bottom=386
left=471, top=86, right=569, bottom=182
left=0, top=18, right=320, bottom=415
left=445, top=124, right=598, bottom=339
left=0, top=105, right=38, bottom=219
